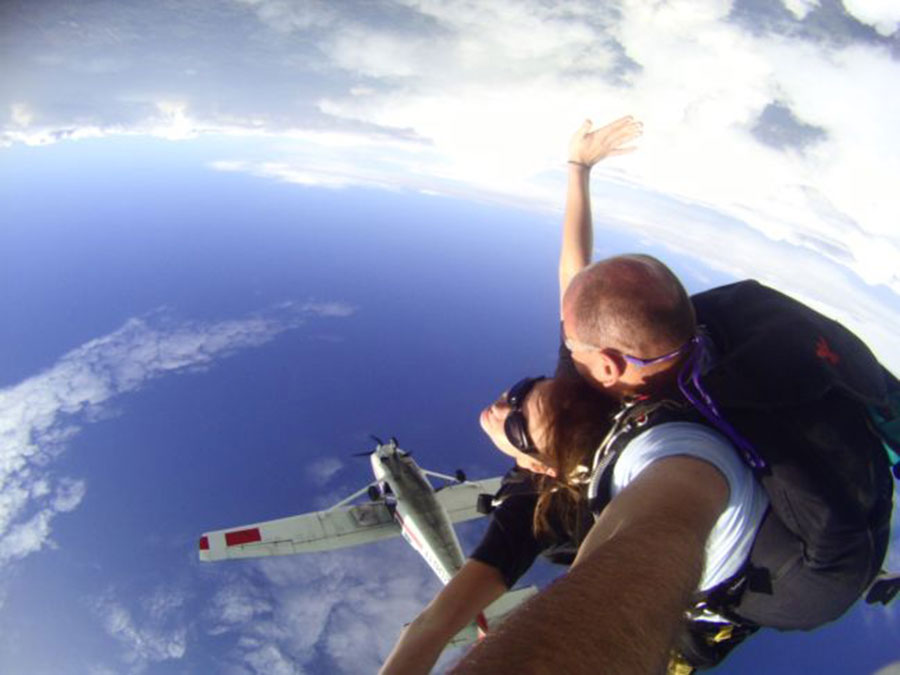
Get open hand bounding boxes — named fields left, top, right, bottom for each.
left=568, top=116, right=642, bottom=167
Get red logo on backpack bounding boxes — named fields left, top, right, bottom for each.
left=816, top=337, right=840, bottom=365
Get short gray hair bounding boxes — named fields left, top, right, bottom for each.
left=567, top=255, right=696, bottom=357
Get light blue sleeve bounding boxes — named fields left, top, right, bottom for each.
left=612, top=422, right=769, bottom=591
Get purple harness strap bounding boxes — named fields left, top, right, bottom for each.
left=677, top=335, right=768, bottom=471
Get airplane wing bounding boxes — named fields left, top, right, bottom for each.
left=199, top=500, right=399, bottom=562
left=433, top=476, right=503, bottom=524
left=199, top=473, right=503, bottom=562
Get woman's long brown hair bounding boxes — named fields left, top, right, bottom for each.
left=532, top=376, right=617, bottom=542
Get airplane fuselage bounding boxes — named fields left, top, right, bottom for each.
left=371, top=445, right=465, bottom=583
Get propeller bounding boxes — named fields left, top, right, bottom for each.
left=352, top=434, right=385, bottom=457
left=350, top=435, right=411, bottom=458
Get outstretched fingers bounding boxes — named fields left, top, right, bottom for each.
left=569, top=114, right=643, bottom=166
left=603, top=118, right=643, bottom=144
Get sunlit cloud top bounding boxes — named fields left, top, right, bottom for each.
left=4, top=0, right=899, bottom=369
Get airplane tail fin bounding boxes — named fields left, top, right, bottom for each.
left=447, top=585, right=539, bottom=648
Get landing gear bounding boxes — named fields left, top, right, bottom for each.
left=455, top=469, right=467, bottom=483
left=367, top=485, right=381, bottom=501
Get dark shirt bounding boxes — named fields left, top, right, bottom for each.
left=469, top=468, right=544, bottom=588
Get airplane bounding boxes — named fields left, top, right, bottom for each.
left=198, top=437, right=537, bottom=646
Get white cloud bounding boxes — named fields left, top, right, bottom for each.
left=240, top=641, right=301, bottom=675
left=205, top=574, right=274, bottom=635
left=202, top=543, right=452, bottom=674
left=209, top=155, right=421, bottom=192
left=0, top=302, right=355, bottom=572
left=150, top=101, right=197, bottom=141
left=0, top=511, right=53, bottom=564
left=306, top=457, right=344, bottom=485
left=236, top=0, right=336, bottom=33
left=52, top=478, right=86, bottom=513
left=874, top=660, right=900, bottom=675
left=9, top=103, right=33, bottom=127
left=841, top=0, right=900, bottom=35
left=30, top=479, right=50, bottom=499
left=142, top=586, right=188, bottom=622
left=93, top=588, right=188, bottom=672
left=782, top=0, right=821, bottom=20
left=87, top=665, right=120, bottom=675
left=297, top=301, right=355, bottom=318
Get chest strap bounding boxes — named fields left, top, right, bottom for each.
left=586, top=396, right=699, bottom=513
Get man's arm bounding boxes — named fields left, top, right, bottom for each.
left=380, top=559, right=507, bottom=675
left=449, top=457, right=728, bottom=675
left=559, top=116, right=642, bottom=314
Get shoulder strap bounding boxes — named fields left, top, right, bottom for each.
left=476, top=466, right=539, bottom=514
left=587, top=397, right=698, bottom=514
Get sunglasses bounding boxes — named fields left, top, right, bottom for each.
left=503, top=376, right=546, bottom=454
left=563, top=335, right=698, bottom=367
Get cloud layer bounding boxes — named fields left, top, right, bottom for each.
left=6, top=0, right=897, bottom=371
left=0, top=301, right=354, bottom=574
left=202, top=547, right=452, bottom=674
left=93, top=586, right=189, bottom=673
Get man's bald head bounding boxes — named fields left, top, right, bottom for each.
left=564, top=255, right=696, bottom=358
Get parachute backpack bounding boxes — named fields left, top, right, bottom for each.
left=586, top=280, right=898, bottom=668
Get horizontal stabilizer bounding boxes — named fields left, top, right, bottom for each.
left=448, top=585, right=539, bottom=648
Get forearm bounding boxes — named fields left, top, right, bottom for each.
left=380, top=560, right=507, bottom=675
left=559, top=163, right=592, bottom=307
left=450, top=456, right=727, bottom=675
left=380, top=611, right=461, bottom=675
left=449, top=518, right=704, bottom=675
left=558, top=115, right=641, bottom=302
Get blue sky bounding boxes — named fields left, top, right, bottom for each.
left=2, top=1, right=899, bottom=673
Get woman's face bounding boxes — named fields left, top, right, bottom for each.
left=479, top=378, right=557, bottom=477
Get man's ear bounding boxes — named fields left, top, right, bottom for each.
left=590, top=351, right=624, bottom=387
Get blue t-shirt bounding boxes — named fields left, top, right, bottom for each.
left=609, top=422, right=770, bottom=591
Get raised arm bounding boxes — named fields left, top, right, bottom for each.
left=448, top=457, right=728, bottom=675
left=559, top=116, right=643, bottom=315
left=379, top=559, right=507, bottom=675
